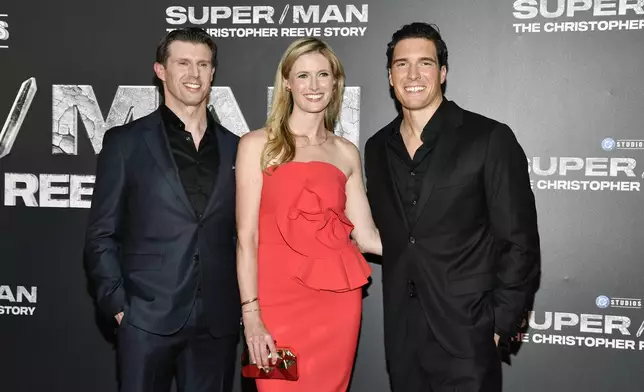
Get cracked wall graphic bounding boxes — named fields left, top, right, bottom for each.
left=52, top=86, right=159, bottom=155
left=52, top=86, right=251, bottom=154
left=208, top=87, right=250, bottom=136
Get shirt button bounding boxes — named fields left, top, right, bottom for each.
left=409, top=236, right=416, bottom=244
left=412, top=200, right=417, bottom=205
left=410, top=171, right=416, bottom=176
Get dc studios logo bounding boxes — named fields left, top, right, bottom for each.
left=601, top=137, right=644, bottom=152
left=596, top=295, right=643, bottom=309
left=596, top=295, right=610, bottom=309
left=601, top=138, right=616, bottom=151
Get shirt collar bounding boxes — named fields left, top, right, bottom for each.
left=160, top=104, right=216, bottom=137
left=420, top=98, right=446, bottom=145
left=388, top=98, right=448, bottom=146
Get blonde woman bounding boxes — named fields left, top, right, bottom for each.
left=235, top=37, right=381, bottom=391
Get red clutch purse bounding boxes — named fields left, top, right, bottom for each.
left=241, top=346, right=298, bottom=381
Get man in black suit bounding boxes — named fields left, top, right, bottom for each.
left=364, top=23, right=541, bottom=391
left=84, top=28, right=240, bottom=392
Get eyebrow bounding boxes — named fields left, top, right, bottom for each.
left=173, top=58, right=211, bottom=64
left=392, top=57, right=437, bottom=64
left=295, top=69, right=331, bottom=74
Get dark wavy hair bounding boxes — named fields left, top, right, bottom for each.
left=386, top=22, right=448, bottom=93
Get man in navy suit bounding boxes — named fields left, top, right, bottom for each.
left=84, top=27, right=240, bottom=392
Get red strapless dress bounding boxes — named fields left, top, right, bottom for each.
left=255, top=161, right=371, bottom=391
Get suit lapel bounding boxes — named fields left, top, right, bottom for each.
left=142, top=112, right=196, bottom=216
left=411, top=101, right=464, bottom=228
left=378, top=119, right=411, bottom=231
left=202, top=124, right=234, bottom=217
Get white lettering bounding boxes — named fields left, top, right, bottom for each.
left=568, top=0, right=593, bottom=16
left=4, top=173, right=38, bottom=206
left=595, top=0, right=618, bottom=15
left=559, top=157, right=584, bottom=175
left=586, top=158, right=609, bottom=176
left=513, top=0, right=644, bottom=18
left=605, top=315, right=631, bottom=335
left=4, top=173, right=96, bottom=208
left=165, top=6, right=188, bottom=24
left=293, top=5, right=319, bottom=23
left=0, top=306, right=36, bottom=316
left=619, top=0, right=644, bottom=15
left=0, top=286, right=37, bottom=303
left=0, top=20, right=8, bottom=41
left=40, top=174, right=70, bottom=208
left=580, top=314, right=604, bottom=334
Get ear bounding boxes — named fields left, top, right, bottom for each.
left=153, top=62, right=166, bottom=82
left=440, top=65, right=447, bottom=85
left=284, top=78, right=291, bottom=91
left=388, top=68, right=393, bottom=87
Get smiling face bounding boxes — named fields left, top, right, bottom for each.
left=154, top=40, right=214, bottom=110
left=388, top=37, right=446, bottom=112
left=285, top=51, right=335, bottom=115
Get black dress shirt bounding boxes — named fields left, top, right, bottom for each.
left=161, top=105, right=219, bottom=294
left=387, top=99, right=447, bottom=226
left=160, top=105, right=219, bottom=218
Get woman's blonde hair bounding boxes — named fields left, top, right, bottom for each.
left=260, top=37, right=346, bottom=170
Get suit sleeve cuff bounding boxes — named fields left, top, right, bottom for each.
left=99, top=282, right=126, bottom=320
left=495, top=325, right=512, bottom=341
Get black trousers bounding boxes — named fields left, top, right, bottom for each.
left=117, top=296, right=238, bottom=392
left=388, top=297, right=502, bottom=392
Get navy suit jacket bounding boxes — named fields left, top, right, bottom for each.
left=84, top=108, right=240, bottom=337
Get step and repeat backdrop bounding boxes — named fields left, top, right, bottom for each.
left=1, top=0, right=643, bottom=391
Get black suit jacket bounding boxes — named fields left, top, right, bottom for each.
left=365, top=100, right=540, bottom=358
left=84, top=109, right=240, bottom=337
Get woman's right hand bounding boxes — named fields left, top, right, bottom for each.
left=243, top=312, right=278, bottom=368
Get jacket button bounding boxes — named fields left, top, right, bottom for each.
left=407, top=280, right=417, bottom=297
left=409, top=236, right=415, bottom=244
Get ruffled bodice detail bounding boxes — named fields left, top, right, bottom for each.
left=259, top=161, right=371, bottom=292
